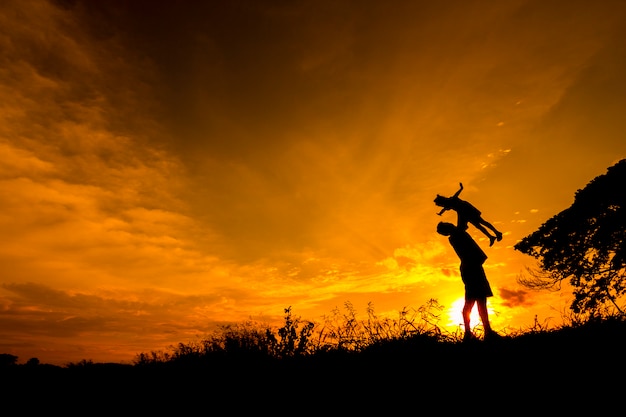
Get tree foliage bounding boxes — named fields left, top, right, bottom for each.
left=514, top=159, right=626, bottom=315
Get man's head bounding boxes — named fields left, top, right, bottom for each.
left=436, top=221, right=456, bottom=236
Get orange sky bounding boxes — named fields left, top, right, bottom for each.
left=2, top=0, right=626, bottom=366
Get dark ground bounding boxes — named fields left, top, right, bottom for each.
left=3, top=320, right=625, bottom=414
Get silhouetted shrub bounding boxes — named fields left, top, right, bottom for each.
left=25, top=357, right=40, bottom=366
left=133, top=299, right=452, bottom=367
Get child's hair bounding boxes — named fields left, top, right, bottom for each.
left=434, top=195, right=447, bottom=207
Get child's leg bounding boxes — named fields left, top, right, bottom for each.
left=471, top=221, right=496, bottom=246
left=479, top=218, right=503, bottom=241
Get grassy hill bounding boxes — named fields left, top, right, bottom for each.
left=3, top=314, right=625, bottom=413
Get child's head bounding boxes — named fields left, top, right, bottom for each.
left=436, top=222, right=456, bottom=236
left=434, top=194, right=448, bottom=207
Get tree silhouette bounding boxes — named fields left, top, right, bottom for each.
left=26, top=357, right=40, bottom=366
left=0, top=353, right=18, bottom=366
left=514, top=159, right=626, bottom=316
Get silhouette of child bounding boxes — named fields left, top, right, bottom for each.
left=434, top=183, right=503, bottom=247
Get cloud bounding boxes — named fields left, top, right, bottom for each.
left=0, top=0, right=222, bottom=293
left=0, top=281, right=247, bottom=358
left=498, top=287, right=533, bottom=308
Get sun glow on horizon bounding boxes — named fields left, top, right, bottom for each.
left=445, top=296, right=497, bottom=334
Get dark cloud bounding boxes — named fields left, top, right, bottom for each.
left=59, top=1, right=353, bottom=159
left=440, top=268, right=454, bottom=278
left=0, top=282, right=228, bottom=337
left=498, top=287, right=532, bottom=308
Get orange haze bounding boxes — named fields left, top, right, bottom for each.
left=1, top=0, right=625, bottom=365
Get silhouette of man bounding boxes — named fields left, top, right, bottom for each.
left=436, top=221, right=501, bottom=341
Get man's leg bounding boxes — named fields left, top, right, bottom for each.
left=463, top=299, right=476, bottom=340
left=476, top=298, right=492, bottom=334
left=477, top=298, right=501, bottom=340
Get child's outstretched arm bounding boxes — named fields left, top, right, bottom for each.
left=451, top=183, right=464, bottom=198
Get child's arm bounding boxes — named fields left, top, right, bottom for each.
left=437, top=207, right=448, bottom=216
left=451, top=182, right=463, bottom=198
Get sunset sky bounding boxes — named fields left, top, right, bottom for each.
left=2, top=0, right=626, bottom=365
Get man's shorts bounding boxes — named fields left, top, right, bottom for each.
left=460, top=262, right=493, bottom=299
